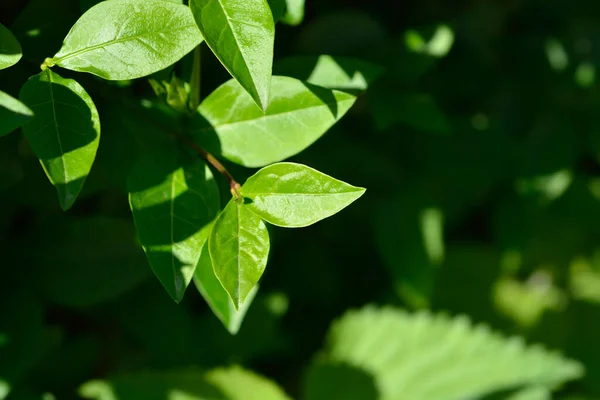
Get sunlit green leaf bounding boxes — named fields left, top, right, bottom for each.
left=274, top=55, right=384, bottom=90
left=49, top=0, right=203, bottom=80
left=19, top=69, right=100, bottom=211
left=0, top=24, right=22, bottom=70
left=281, top=0, right=305, bottom=26
left=0, top=90, right=33, bottom=137
left=209, top=198, right=270, bottom=309
left=310, top=306, right=583, bottom=400
left=192, top=76, right=356, bottom=167
left=79, top=366, right=290, bottom=400
left=129, top=150, right=220, bottom=303
left=241, top=162, right=365, bottom=227
left=194, top=241, right=258, bottom=334
left=189, top=0, right=275, bottom=110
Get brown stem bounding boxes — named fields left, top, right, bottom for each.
left=176, top=133, right=241, bottom=199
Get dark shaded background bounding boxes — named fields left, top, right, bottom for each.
left=3, top=0, right=600, bottom=398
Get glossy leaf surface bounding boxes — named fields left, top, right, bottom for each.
left=193, top=76, right=356, bottom=167
left=79, top=366, right=291, bottom=400
left=19, top=69, right=100, bottom=211
left=194, top=241, right=258, bottom=334
left=189, top=0, right=275, bottom=110
left=0, top=23, right=22, bottom=70
left=242, top=162, right=366, bottom=227
left=209, top=198, right=269, bottom=309
left=50, top=0, right=203, bottom=80
left=0, top=90, right=33, bottom=137
left=129, top=150, right=220, bottom=303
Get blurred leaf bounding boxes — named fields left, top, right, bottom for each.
left=79, top=366, right=290, bottom=400
left=0, top=90, right=32, bottom=137
left=209, top=198, right=270, bottom=309
left=0, top=23, right=22, bottom=70
left=129, top=149, right=220, bottom=303
left=304, top=362, right=378, bottom=400
left=19, top=69, right=100, bottom=210
left=267, top=0, right=286, bottom=23
left=241, top=162, right=365, bottom=228
left=32, top=217, right=151, bottom=308
left=50, top=0, right=203, bottom=80
left=192, top=76, right=356, bottom=167
left=312, top=306, right=583, bottom=400
left=274, top=55, right=384, bottom=91
left=149, top=75, right=190, bottom=114
left=194, top=241, right=258, bottom=335
left=281, top=0, right=305, bottom=26
left=189, top=0, right=274, bottom=110
left=405, top=25, right=455, bottom=58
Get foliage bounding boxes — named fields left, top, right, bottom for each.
left=2, top=0, right=600, bottom=398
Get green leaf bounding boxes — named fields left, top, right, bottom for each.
left=192, top=76, right=356, bottom=167
left=32, top=217, right=151, bottom=308
left=129, top=149, right=220, bottom=303
left=79, top=366, right=290, bottom=400
left=0, top=90, right=33, bottom=137
left=0, top=24, right=22, bottom=70
left=209, top=198, right=270, bottom=309
left=194, top=241, right=258, bottom=334
left=281, top=0, right=305, bottom=26
left=19, top=69, right=100, bottom=211
left=149, top=75, right=190, bottom=114
left=310, top=306, right=583, bottom=400
left=241, top=162, right=366, bottom=227
left=49, top=0, right=203, bottom=80
left=274, top=55, right=384, bottom=91
left=267, top=0, right=286, bottom=23
left=189, top=0, right=275, bottom=110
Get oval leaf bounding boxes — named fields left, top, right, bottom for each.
left=129, top=150, right=220, bottom=303
left=0, top=90, right=33, bottom=137
left=241, top=163, right=365, bottom=227
left=209, top=198, right=270, bottom=309
left=0, top=23, right=22, bottom=70
left=19, top=69, right=100, bottom=211
left=49, top=0, right=203, bottom=80
left=192, top=76, right=356, bottom=167
left=189, top=0, right=275, bottom=110
left=193, top=241, right=258, bottom=334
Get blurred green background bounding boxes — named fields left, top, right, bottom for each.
left=3, top=0, right=600, bottom=398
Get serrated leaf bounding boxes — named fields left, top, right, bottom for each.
left=241, top=162, right=366, bottom=227
left=19, top=69, right=100, bottom=211
left=192, top=76, right=356, bottom=167
left=0, top=24, right=22, bottom=70
left=0, top=90, right=33, bottom=137
left=310, top=306, right=583, bottom=400
left=281, top=0, right=305, bottom=26
left=49, top=0, right=203, bottom=80
left=274, top=55, right=384, bottom=91
left=189, top=0, right=275, bottom=110
left=79, top=366, right=290, bottom=400
left=209, top=198, right=270, bottom=309
left=129, top=150, right=220, bottom=303
left=194, top=241, right=258, bottom=334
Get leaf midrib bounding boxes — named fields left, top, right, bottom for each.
left=243, top=190, right=363, bottom=198
left=53, top=23, right=198, bottom=64
left=46, top=70, right=68, bottom=194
